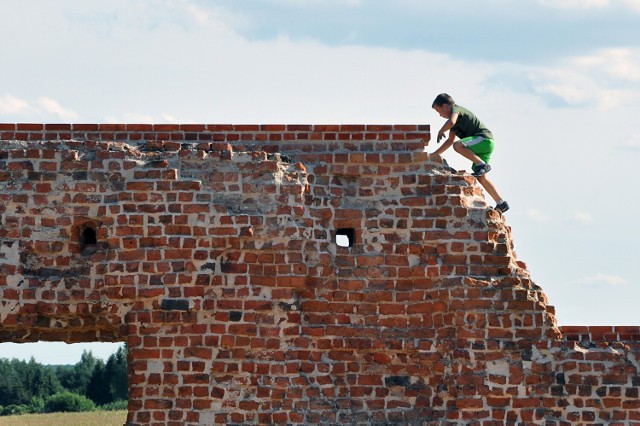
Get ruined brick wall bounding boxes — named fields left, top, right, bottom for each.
left=0, top=123, right=638, bottom=425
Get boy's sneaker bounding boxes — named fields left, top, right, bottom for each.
left=495, top=201, right=510, bottom=213
left=471, top=164, right=491, bottom=177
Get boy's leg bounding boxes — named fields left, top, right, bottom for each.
left=456, top=137, right=508, bottom=211
left=476, top=175, right=503, bottom=204
left=453, top=141, right=485, bottom=164
left=455, top=138, right=494, bottom=175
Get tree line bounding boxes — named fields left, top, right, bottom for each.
left=0, top=345, right=127, bottom=415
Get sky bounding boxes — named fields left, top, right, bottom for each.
left=1, top=0, right=640, bottom=364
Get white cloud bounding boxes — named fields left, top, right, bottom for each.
left=0, top=94, right=78, bottom=120
left=528, top=68, right=606, bottom=108
left=537, top=0, right=610, bottom=9
left=160, top=113, right=197, bottom=124
left=574, top=273, right=628, bottom=286
left=264, top=0, right=362, bottom=5
left=176, top=0, right=245, bottom=33
left=574, top=48, right=640, bottom=82
left=37, top=97, right=78, bottom=120
left=104, top=112, right=197, bottom=124
left=623, top=0, right=640, bottom=11
left=520, top=56, right=638, bottom=110
left=105, top=113, right=156, bottom=124
left=528, top=49, right=640, bottom=110
left=527, top=209, right=594, bottom=225
left=621, top=133, right=640, bottom=150
left=61, top=0, right=240, bottom=39
left=0, top=94, right=34, bottom=114
left=182, top=2, right=213, bottom=25
left=573, top=210, right=594, bottom=224
left=527, top=208, right=553, bottom=224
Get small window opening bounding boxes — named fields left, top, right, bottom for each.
left=80, top=226, right=98, bottom=254
left=336, top=228, right=356, bottom=248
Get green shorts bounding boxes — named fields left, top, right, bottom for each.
left=460, top=136, right=494, bottom=172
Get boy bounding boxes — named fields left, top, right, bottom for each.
left=430, top=93, right=509, bottom=213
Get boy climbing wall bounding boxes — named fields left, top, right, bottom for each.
left=430, top=93, right=509, bottom=213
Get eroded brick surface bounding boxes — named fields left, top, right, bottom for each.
left=1, top=124, right=638, bottom=425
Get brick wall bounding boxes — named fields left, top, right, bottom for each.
left=1, top=124, right=638, bottom=425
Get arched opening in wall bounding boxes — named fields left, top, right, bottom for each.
left=335, top=228, right=356, bottom=248
left=0, top=341, right=128, bottom=416
left=77, top=222, right=100, bottom=255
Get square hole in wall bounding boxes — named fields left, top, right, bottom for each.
left=335, top=228, right=356, bottom=248
left=77, top=222, right=100, bottom=256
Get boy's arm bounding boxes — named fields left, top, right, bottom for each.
left=436, top=112, right=459, bottom=142
left=432, top=131, right=456, bottom=156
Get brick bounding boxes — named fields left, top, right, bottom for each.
left=16, top=123, right=43, bottom=131
left=126, top=181, right=155, bottom=191
left=455, top=398, right=484, bottom=409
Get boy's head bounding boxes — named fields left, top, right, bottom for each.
left=432, top=93, right=455, bottom=119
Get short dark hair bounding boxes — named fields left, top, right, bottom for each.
left=432, top=93, right=455, bottom=108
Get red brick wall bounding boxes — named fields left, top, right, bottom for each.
left=1, top=124, right=638, bottom=425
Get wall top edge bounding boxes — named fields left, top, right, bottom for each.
left=560, top=325, right=640, bottom=343
left=0, top=123, right=430, bottom=133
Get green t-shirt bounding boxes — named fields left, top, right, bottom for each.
left=451, top=104, right=493, bottom=140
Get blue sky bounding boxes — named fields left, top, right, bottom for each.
left=1, top=0, right=640, bottom=364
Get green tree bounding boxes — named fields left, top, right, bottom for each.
left=56, top=350, right=98, bottom=395
left=86, top=359, right=108, bottom=405
left=25, top=358, right=62, bottom=400
left=85, top=345, right=128, bottom=405
left=104, top=345, right=128, bottom=402
left=0, top=358, right=62, bottom=406
left=0, top=359, right=22, bottom=406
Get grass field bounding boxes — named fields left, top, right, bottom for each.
left=0, top=410, right=127, bottom=426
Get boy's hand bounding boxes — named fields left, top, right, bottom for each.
left=437, top=131, right=446, bottom=142
left=429, top=152, right=443, bottom=163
